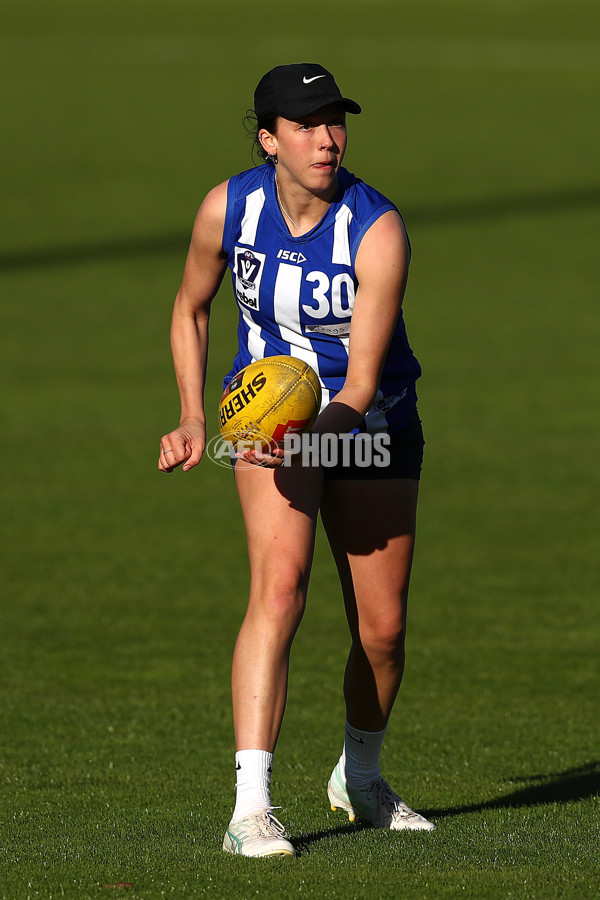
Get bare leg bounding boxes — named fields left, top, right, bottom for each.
left=232, top=460, right=323, bottom=751
left=321, top=478, right=419, bottom=731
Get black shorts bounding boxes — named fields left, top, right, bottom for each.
left=322, top=410, right=425, bottom=481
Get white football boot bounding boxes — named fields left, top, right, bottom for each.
left=327, top=761, right=435, bottom=831
left=223, top=809, right=296, bottom=857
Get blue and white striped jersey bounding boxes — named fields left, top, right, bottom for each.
left=222, top=165, right=421, bottom=433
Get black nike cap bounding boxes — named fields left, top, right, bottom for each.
left=254, top=63, right=361, bottom=120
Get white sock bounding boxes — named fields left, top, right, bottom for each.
left=231, top=749, right=273, bottom=822
left=340, top=720, right=387, bottom=788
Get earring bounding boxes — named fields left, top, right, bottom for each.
left=266, top=152, right=278, bottom=164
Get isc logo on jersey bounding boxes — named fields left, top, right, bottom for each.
left=234, top=247, right=266, bottom=311
left=277, top=249, right=307, bottom=263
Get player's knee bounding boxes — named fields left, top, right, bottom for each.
left=362, top=615, right=406, bottom=661
left=251, top=577, right=307, bottom=627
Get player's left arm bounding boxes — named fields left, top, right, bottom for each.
left=312, top=209, right=410, bottom=435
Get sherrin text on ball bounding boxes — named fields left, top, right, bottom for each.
left=218, top=355, right=321, bottom=449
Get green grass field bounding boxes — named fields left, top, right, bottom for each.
left=1, top=1, right=599, bottom=897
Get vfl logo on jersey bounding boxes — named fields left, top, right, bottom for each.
left=234, top=247, right=266, bottom=311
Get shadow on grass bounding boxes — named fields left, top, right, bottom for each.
left=0, top=231, right=190, bottom=272
left=406, top=185, right=600, bottom=228
left=293, top=820, right=372, bottom=857
left=2, top=184, right=600, bottom=273
left=422, top=760, right=599, bottom=820
left=293, top=762, right=599, bottom=852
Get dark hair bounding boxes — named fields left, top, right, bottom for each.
left=242, top=109, right=278, bottom=165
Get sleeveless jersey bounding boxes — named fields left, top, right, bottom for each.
left=222, top=165, right=421, bottom=433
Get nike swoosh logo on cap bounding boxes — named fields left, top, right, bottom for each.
left=303, top=75, right=326, bottom=84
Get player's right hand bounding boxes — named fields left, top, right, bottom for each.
left=236, top=445, right=287, bottom=468
left=158, top=417, right=206, bottom=473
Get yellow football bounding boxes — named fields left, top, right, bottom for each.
left=218, top=355, right=322, bottom=450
